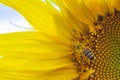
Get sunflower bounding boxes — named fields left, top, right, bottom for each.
left=0, top=0, right=120, bottom=80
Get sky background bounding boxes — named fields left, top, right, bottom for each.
left=0, top=3, right=33, bottom=34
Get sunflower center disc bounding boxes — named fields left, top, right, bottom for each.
left=72, top=11, right=120, bottom=80
left=89, top=11, right=120, bottom=80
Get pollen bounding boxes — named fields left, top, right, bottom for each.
left=72, top=10, right=120, bottom=80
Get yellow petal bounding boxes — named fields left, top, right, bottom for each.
left=39, top=67, right=78, bottom=80
left=0, top=32, right=75, bottom=79
left=0, top=0, right=57, bottom=31
left=58, top=0, right=95, bottom=25
left=0, top=66, right=78, bottom=80
left=83, top=0, right=113, bottom=20
left=0, top=32, right=72, bottom=59
left=0, top=0, right=73, bottom=42
left=58, top=0, right=114, bottom=23
left=0, top=32, right=73, bottom=71
left=95, top=0, right=114, bottom=15
left=57, top=0, right=97, bottom=34
left=55, top=0, right=89, bottom=34
left=0, top=56, right=73, bottom=71
left=0, top=32, right=43, bottom=40
left=108, top=0, right=120, bottom=11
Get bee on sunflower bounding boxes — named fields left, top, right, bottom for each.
left=0, top=0, right=120, bottom=80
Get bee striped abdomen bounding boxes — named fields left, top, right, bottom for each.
left=83, top=48, right=94, bottom=61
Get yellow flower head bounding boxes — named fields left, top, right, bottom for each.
left=0, top=0, right=120, bottom=80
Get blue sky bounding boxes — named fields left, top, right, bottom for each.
left=0, top=3, right=33, bottom=34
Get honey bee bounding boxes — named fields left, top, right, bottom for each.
left=73, top=43, right=95, bottom=61
left=83, top=48, right=94, bottom=61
